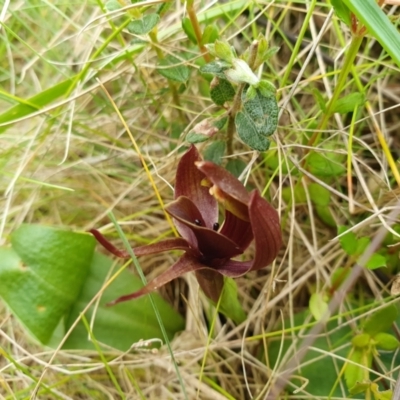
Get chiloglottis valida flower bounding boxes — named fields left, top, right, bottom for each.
left=90, top=145, right=282, bottom=304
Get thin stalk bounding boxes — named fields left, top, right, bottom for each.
left=186, top=1, right=210, bottom=62
left=109, top=212, right=188, bottom=400
left=306, top=34, right=364, bottom=149
left=350, top=58, right=400, bottom=187
left=278, top=0, right=317, bottom=99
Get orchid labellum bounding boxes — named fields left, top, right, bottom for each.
left=90, top=145, right=282, bottom=304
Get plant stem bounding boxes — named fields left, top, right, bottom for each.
left=186, top=2, right=210, bottom=62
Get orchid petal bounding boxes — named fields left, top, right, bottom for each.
left=175, top=146, right=218, bottom=229
left=89, top=229, right=191, bottom=258
left=214, top=191, right=281, bottom=276
left=219, top=210, right=253, bottom=251
left=166, top=196, right=243, bottom=260
left=164, top=196, right=202, bottom=251
left=108, top=254, right=207, bottom=305
left=195, top=269, right=224, bottom=303
left=215, top=259, right=252, bottom=277
left=196, top=161, right=250, bottom=220
left=248, top=190, right=282, bottom=271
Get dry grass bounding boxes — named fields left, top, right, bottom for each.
left=1, top=1, right=400, bottom=399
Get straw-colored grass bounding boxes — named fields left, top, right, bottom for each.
left=1, top=1, right=400, bottom=399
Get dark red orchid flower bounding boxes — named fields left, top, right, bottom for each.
left=90, top=145, right=282, bottom=304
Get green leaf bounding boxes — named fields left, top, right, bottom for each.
left=352, top=333, right=370, bottom=348
left=342, top=0, right=400, bottom=69
left=157, top=54, right=190, bottom=83
left=203, top=140, right=226, bottom=164
left=332, top=92, right=365, bottom=114
left=218, top=278, right=246, bottom=324
left=235, top=111, right=271, bottom=151
left=309, top=183, right=331, bottom=206
left=240, top=87, right=279, bottom=135
left=281, top=185, right=306, bottom=204
left=331, top=0, right=352, bottom=27
left=312, top=88, right=327, bottom=113
left=201, top=25, right=219, bottom=45
left=365, top=253, right=387, bottom=270
left=213, top=40, right=235, bottom=63
left=0, top=225, right=95, bottom=344
left=370, top=382, right=393, bottom=400
left=315, top=204, right=336, bottom=227
left=210, top=77, right=235, bottom=105
left=235, top=87, right=278, bottom=151
left=63, top=253, right=185, bottom=351
left=182, top=17, right=197, bottom=44
left=225, top=159, right=246, bottom=178
left=349, top=382, right=371, bottom=396
left=309, top=293, right=329, bottom=321
left=374, top=332, right=399, bottom=351
left=186, top=132, right=210, bottom=144
left=254, top=36, right=280, bottom=68
left=338, top=226, right=358, bottom=255
left=105, top=0, right=121, bottom=11
left=356, top=236, right=370, bottom=255
left=257, top=79, right=276, bottom=96
left=127, top=14, right=160, bottom=35
left=345, top=348, right=368, bottom=391
left=200, top=61, right=231, bottom=79
left=307, top=152, right=346, bottom=177
left=363, top=304, right=398, bottom=336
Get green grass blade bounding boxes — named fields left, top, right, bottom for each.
left=342, top=0, right=400, bottom=68
left=0, top=79, right=72, bottom=132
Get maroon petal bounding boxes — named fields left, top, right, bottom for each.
left=108, top=254, right=207, bottom=305
left=89, top=229, right=191, bottom=257
left=196, top=161, right=250, bottom=221
left=213, top=191, right=281, bottom=277
left=195, top=269, right=224, bottom=303
left=248, top=190, right=282, bottom=270
left=166, top=196, right=243, bottom=259
left=219, top=210, right=253, bottom=251
left=164, top=196, right=202, bottom=251
left=175, top=145, right=218, bottom=229
left=215, top=259, right=252, bottom=277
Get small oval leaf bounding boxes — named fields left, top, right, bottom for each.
left=128, top=14, right=160, bottom=35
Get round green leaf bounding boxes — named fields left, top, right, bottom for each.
left=210, top=77, right=235, bottom=106
left=157, top=54, right=190, bottom=83
left=352, top=333, right=370, bottom=348
left=235, top=111, right=271, bottom=151
left=0, top=225, right=95, bottom=344
left=128, top=14, right=160, bottom=35
left=309, top=292, right=329, bottom=321
left=203, top=140, right=226, bottom=165
left=374, top=332, right=399, bottom=351
left=363, top=304, right=398, bottom=336
left=235, top=86, right=278, bottom=150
